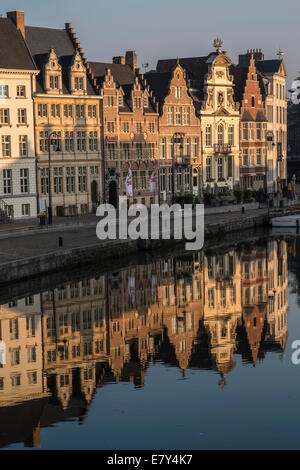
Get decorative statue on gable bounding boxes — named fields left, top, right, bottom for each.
left=207, top=88, right=213, bottom=107
left=227, top=90, right=234, bottom=107
left=218, top=92, right=224, bottom=106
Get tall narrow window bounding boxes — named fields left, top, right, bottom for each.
left=193, top=138, right=199, bottom=158
left=206, top=157, right=212, bottom=180
left=217, top=124, right=224, bottom=144
left=175, top=107, right=182, bottom=125
left=206, top=125, right=212, bottom=146
left=3, top=169, right=12, bottom=194
left=167, top=106, right=174, bottom=125
left=0, top=108, right=9, bottom=124
left=218, top=157, right=223, bottom=179
left=19, top=136, right=28, bottom=157
left=183, top=107, right=190, bottom=125
left=1, top=136, right=11, bottom=157
left=228, top=126, right=234, bottom=145
left=20, top=168, right=29, bottom=193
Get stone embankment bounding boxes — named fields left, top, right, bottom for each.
left=0, top=204, right=297, bottom=285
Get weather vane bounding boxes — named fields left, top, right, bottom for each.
left=277, top=48, right=284, bottom=59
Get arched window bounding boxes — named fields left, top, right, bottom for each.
left=217, top=124, right=224, bottom=144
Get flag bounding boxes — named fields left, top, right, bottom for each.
left=128, top=276, right=135, bottom=305
left=125, top=166, right=133, bottom=197
left=150, top=168, right=157, bottom=193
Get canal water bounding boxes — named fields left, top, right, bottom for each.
left=0, top=236, right=300, bottom=450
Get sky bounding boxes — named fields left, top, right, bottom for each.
left=1, top=0, right=299, bottom=87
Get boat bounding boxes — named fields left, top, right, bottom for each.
left=272, top=226, right=300, bottom=236
left=272, top=214, right=300, bottom=228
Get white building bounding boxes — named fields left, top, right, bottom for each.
left=0, top=12, right=38, bottom=220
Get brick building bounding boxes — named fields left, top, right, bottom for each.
left=145, top=63, right=202, bottom=202
left=238, top=49, right=288, bottom=190
left=90, top=52, right=159, bottom=208
left=232, top=55, right=268, bottom=191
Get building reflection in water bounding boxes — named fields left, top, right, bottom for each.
left=0, top=238, right=289, bottom=447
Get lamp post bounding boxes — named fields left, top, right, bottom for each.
left=47, top=131, right=58, bottom=225
left=172, top=132, right=184, bottom=205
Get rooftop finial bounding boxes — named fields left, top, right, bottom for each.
left=213, top=37, right=223, bottom=53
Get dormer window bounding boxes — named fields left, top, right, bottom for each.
left=119, top=95, right=123, bottom=107
left=143, top=96, right=148, bottom=108
left=44, top=49, right=62, bottom=94
left=75, top=77, right=84, bottom=91
left=50, top=76, right=59, bottom=90
left=70, top=51, right=87, bottom=95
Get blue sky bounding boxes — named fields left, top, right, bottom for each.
left=1, top=0, right=298, bottom=87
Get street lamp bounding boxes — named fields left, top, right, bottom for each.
left=47, top=131, right=58, bottom=225
left=172, top=132, right=184, bottom=205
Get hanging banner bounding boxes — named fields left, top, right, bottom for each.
left=150, top=168, right=157, bottom=193
left=125, top=166, right=133, bottom=197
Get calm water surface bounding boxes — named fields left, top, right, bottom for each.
left=1, top=236, right=300, bottom=450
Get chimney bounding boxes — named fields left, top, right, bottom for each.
left=7, top=11, right=25, bottom=39
left=113, top=56, right=125, bottom=65
left=238, top=49, right=265, bottom=67
left=125, top=50, right=137, bottom=70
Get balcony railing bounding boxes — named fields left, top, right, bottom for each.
left=214, top=143, right=232, bottom=154
left=105, top=147, right=157, bottom=162
left=174, top=154, right=191, bottom=165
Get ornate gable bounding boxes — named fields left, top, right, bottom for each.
left=44, top=48, right=62, bottom=94
left=69, top=50, right=87, bottom=95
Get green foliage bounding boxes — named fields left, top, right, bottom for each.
left=253, top=188, right=266, bottom=203
left=203, top=193, right=216, bottom=206
left=243, top=190, right=253, bottom=202
left=175, top=193, right=196, bottom=207
left=233, top=188, right=242, bottom=203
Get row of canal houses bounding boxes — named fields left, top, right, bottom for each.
left=0, top=11, right=288, bottom=219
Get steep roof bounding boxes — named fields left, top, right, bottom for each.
left=231, top=64, right=248, bottom=103
left=25, top=25, right=96, bottom=95
left=89, top=61, right=135, bottom=87
left=0, top=18, right=36, bottom=70
left=256, top=59, right=283, bottom=75
left=255, top=109, right=267, bottom=122
left=90, top=61, right=157, bottom=114
left=25, top=26, right=75, bottom=57
left=157, top=55, right=210, bottom=79
left=157, top=55, right=211, bottom=101
left=241, top=109, right=254, bottom=122
left=144, top=71, right=172, bottom=113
